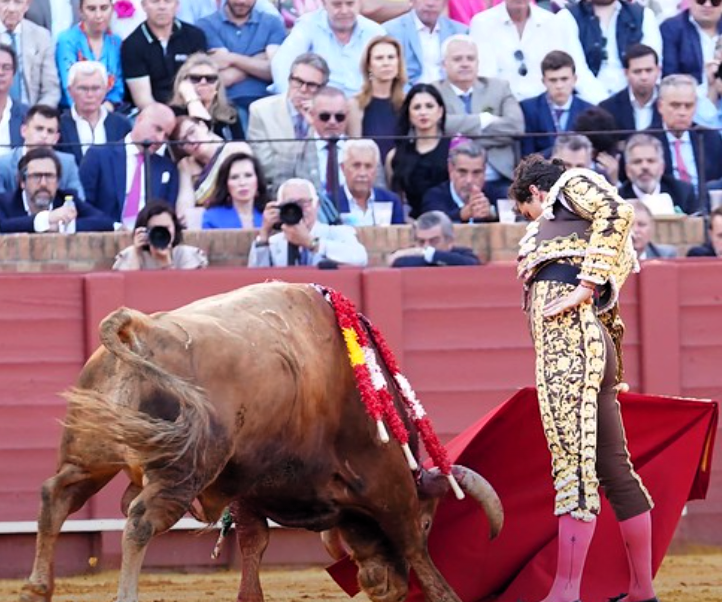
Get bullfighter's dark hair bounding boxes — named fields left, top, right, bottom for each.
left=509, top=155, right=566, bottom=204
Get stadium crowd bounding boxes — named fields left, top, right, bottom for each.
left=0, top=0, right=721, bottom=268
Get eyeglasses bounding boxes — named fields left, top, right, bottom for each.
left=26, top=172, right=58, bottom=183
left=317, top=112, right=346, bottom=123
left=0, top=63, right=13, bottom=73
left=697, top=0, right=722, bottom=6
left=514, top=50, right=528, bottom=77
left=289, top=75, right=322, bottom=93
left=75, top=85, right=104, bottom=94
left=187, top=74, right=219, bottom=84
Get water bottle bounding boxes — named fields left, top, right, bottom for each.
left=59, top=195, right=76, bottom=234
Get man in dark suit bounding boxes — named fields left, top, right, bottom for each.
left=629, top=199, right=677, bottom=260
left=79, top=103, right=178, bottom=228
left=388, top=210, right=481, bottom=267
left=421, top=139, right=496, bottom=223
left=648, top=74, right=722, bottom=198
left=0, top=147, right=112, bottom=233
left=520, top=50, right=593, bottom=157
left=618, top=133, right=701, bottom=215
left=687, top=206, right=722, bottom=257
left=660, top=2, right=722, bottom=83
left=58, top=61, right=132, bottom=166
left=600, top=44, right=663, bottom=139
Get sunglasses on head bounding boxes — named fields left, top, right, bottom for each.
left=187, top=74, right=219, bottom=84
left=514, top=50, right=528, bottom=77
left=318, top=112, right=346, bottom=123
left=697, top=0, right=722, bottom=6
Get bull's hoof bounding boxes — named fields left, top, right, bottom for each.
left=358, top=567, right=407, bottom=602
left=19, top=582, right=51, bottom=602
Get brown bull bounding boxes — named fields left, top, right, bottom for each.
left=21, top=282, right=503, bottom=602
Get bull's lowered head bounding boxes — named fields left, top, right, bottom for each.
left=417, top=466, right=504, bottom=540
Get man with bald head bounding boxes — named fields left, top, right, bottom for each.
left=80, top=103, right=179, bottom=227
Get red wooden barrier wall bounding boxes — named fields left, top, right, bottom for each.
left=0, top=261, right=720, bottom=578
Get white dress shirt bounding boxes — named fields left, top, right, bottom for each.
left=72, top=105, right=108, bottom=155
left=554, top=2, right=662, bottom=104
left=470, top=3, right=556, bottom=101
left=690, top=13, right=718, bottom=69
left=630, top=87, right=657, bottom=130
left=414, top=12, right=442, bottom=84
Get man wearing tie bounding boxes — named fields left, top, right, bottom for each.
left=79, top=103, right=179, bottom=228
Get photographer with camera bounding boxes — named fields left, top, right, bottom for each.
left=112, top=201, right=208, bottom=271
left=248, top=177, right=368, bottom=268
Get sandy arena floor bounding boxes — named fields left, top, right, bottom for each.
left=1, top=552, right=721, bottom=602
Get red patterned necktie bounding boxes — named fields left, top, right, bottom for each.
left=673, top=138, right=691, bottom=183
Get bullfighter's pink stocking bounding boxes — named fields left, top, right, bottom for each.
left=541, top=514, right=596, bottom=602
left=618, top=511, right=656, bottom=601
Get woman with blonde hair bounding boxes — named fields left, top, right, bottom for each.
left=169, top=52, right=245, bottom=141
left=348, top=35, right=407, bottom=162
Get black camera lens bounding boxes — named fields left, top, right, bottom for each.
left=148, top=225, right=172, bottom=249
left=717, top=63, right=722, bottom=80
left=278, top=202, right=304, bottom=226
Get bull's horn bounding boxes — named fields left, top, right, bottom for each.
left=321, top=528, right=347, bottom=561
left=451, top=465, right=504, bottom=540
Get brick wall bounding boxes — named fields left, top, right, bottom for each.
left=0, top=217, right=707, bottom=272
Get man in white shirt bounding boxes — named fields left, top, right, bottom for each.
left=383, top=0, right=466, bottom=85
left=469, top=0, right=557, bottom=101
left=249, top=177, right=368, bottom=267
left=554, top=0, right=662, bottom=104
left=58, top=61, right=132, bottom=166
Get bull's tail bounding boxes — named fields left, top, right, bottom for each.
left=63, top=307, right=215, bottom=480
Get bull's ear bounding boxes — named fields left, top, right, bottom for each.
left=417, top=468, right=450, bottom=500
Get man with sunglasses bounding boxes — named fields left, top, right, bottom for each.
left=248, top=53, right=330, bottom=192
left=554, top=0, right=662, bottom=104
left=0, top=146, right=112, bottom=233
left=197, top=0, right=286, bottom=130
left=660, top=0, right=722, bottom=84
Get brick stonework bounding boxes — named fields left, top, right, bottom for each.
left=0, top=218, right=707, bottom=272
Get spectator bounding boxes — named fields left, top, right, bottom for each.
left=520, top=51, right=593, bottom=157
left=551, top=134, right=594, bottom=170
left=248, top=177, right=368, bottom=267
left=167, top=115, right=252, bottom=228
left=55, top=0, right=124, bottom=110
left=247, top=52, right=329, bottom=191
left=270, top=0, right=385, bottom=98
left=113, top=200, right=209, bottom=269
left=196, top=0, right=286, bottom=130
left=619, top=133, right=700, bottom=215
left=0, top=146, right=112, bottom=233
left=120, top=0, right=207, bottom=109
left=470, top=0, right=557, bottom=102
left=80, top=102, right=178, bottom=226
left=434, top=34, right=523, bottom=204
left=387, top=83, right=449, bottom=219
left=687, top=205, right=722, bottom=256
left=698, top=35, right=722, bottom=129
left=338, top=138, right=404, bottom=226
left=26, top=0, right=79, bottom=39
left=421, top=139, right=496, bottom=223
left=650, top=74, right=722, bottom=195
left=630, top=199, right=677, bottom=260
left=661, top=0, right=722, bottom=83
left=383, top=0, right=466, bottom=86
left=348, top=35, right=407, bottom=163
left=388, top=210, right=481, bottom=266
left=599, top=43, right=663, bottom=138
left=0, top=0, right=60, bottom=106
left=169, top=52, right=244, bottom=141
left=572, top=106, right=621, bottom=185
left=202, top=151, right=268, bottom=229
left=58, top=61, right=132, bottom=166
left=0, top=43, right=27, bottom=156
left=0, top=104, right=84, bottom=198
left=554, top=0, right=662, bottom=104
left=177, top=0, right=281, bottom=25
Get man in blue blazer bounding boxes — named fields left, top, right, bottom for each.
left=80, top=103, right=178, bottom=227
left=661, top=6, right=722, bottom=83
left=520, top=51, right=593, bottom=157
left=384, top=0, right=466, bottom=85
left=600, top=44, right=662, bottom=139
left=0, top=104, right=84, bottom=199
left=57, top=61, right=132, bottom=166
left=0, top=147, right=112, bottom=233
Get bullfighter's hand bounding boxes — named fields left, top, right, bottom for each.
left=542, top=284, right=594, bottom=318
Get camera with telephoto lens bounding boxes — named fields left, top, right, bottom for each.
left=717, top=63, right=722, bottom=81
left=146, top=225, right=172, bottom=250
left=272, top=201, right=304, bottom=230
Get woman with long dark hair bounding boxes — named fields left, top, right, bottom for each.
left=202, top=152, right=269, bottom=230
left=386, top=83, right=449, bottom=219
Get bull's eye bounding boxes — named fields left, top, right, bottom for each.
left=422, top=518, right=432, bottom=531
